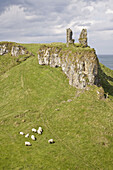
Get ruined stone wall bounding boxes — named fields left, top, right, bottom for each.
left=38, top=46, right=99, bottom=89
left=66, top=28, right=75, bottom=46
left=79, top=29, right=87, bottom=47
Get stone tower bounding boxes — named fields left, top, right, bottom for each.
left=66, top=28, right=75, bottom=47
left=79, top=29, right=87, bottom=47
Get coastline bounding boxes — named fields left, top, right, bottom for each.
left=98, top=54, right=113, bottom=70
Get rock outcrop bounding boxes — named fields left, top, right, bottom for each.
left=0, top=44, right=9, bottom=55
left=0, top=42, right=29, bottom=57
left=38, top=45, right=99, bottom=89
left=11, top=46, right=26, bottom=57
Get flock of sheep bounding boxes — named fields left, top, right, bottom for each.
left=19, top=127, right=54, bottom=146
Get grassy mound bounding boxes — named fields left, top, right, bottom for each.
left=0, top=43, right=113, bottom=169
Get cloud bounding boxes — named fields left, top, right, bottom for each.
left=82, top=5, right=94, bottom=12
left=0, top=5, right=26, bottom=32
left=25, top=15, right=37, bottom=20
left=106, top=9, right=113, bottom=14
left=0, top=0, right=113, bottom=54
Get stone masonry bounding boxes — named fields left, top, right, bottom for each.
left=78, top=29, right=87, bottom=47
left=66, top=28, right=75, bottom=47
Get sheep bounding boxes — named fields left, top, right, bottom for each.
left=25, top=141, right=31, bottom=146
left=48, top=139, right=54, bottom=144
left=37, top=127, right=43, bottom=134
left=38, top=127, right=43, bottom=132
left=32, top=128, right=37, bottom=133
left=37, top=129, right=42, bottom=135
left=19, top=132, right=24, bottom=135
left=31, top=135, right=36, bottom=141
left=25, top=133, right=29, bottom=138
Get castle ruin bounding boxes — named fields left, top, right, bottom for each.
left=78, top=29, right=87, bottom=47
left=66, top=28, right=88, bottom=47
left=66, top=28, right=75, bottom=47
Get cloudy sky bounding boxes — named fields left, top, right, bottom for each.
left=0, top=0, right=113, bottom=54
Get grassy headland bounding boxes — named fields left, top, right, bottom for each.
left=0, top=43, right=113, bottom=169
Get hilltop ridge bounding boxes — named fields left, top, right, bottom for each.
left=0, top=28, right=101, bottom=90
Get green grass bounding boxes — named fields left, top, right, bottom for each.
left=0, top=43, right=113, bottom=169
left=21, top=43, right=42, bottom=56
left=0, top=42, right=33, bottom=75
left=0, top=53, right=32, bottom=76
left=0, top=53, right=16, bottom=75
left=21, top=42, right=94, bottom=56
left=99, top=63, right=113, bottom=97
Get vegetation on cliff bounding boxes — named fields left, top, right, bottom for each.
left=0, top=42, right=113, bottom=169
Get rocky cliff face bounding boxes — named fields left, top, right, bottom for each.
left=38, top=45, right=99, bottom=89
left=11, top=46, right=26, bottom=56
left=0, top=44, right=9, bottom=55
left=0, top=42, right=29, bottom=57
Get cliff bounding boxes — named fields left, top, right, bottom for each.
left=0, top=42, right=30, bottom=57
left=38, top=44, right=99, bottom=89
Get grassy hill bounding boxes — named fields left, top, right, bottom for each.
left=0, top=43, right=113, bottom=169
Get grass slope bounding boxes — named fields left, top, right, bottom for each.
left=0, top=42, right=33, bottom=75
left=0, top=44, right=113, bottom=169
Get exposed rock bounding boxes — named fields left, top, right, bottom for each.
left=11, top=46, right=25, bottom=57
left=0, top=44, right=8, bottom=55
left=97, top=87, right=106, bottom=99
left=0, top=42, right=29, bottom=57
left=79, top=29, right=87, bottom=47
left=11, top=46, right=19, bottom=56
left=38, top=46, right=99, bottom=89
left=66, top=28, right=75, bottom=47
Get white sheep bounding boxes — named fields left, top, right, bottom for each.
left=19, top=132, right=24, bottom=135
left=32, top=128, right=37, bottom=133
left=25, top=141, right=31, bottom=146
left=37, top=129, right=42, bottom=135
left=25, top=133, right=29, bottom=138
left=38, top=127, right=43, bottom=132
left=31, top=135, right=36, bottom=141
left=48, top=139, right=54, bottom=144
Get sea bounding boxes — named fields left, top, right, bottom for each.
left=98, top=55, right=113, bottom=70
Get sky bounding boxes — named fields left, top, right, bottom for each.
left=0, top=0, right=113, bottom=54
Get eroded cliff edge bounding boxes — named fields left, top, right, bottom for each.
left=38, top=45, right=99, bottom=89
left=0, top=42, right=31, bottom=57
